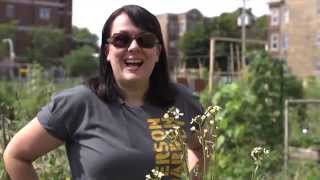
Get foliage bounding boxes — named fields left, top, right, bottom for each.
left=26, top=27, right=65, bottom=67
left=247, top=15, right=268, bottom=40
left=199, top=51, right=304, bottom=179
left=303, top=76, right=320, bottom=99
left=62, top=45, right=98, bottom=77
left=72, top=26, right=98, bottom=49
left=0, top=64, right=74, bottom=179
left=179, top=9, right=268, bottom=68
left=0, top=21, right=18, bottom=58
left=0, top=21, right=17, bottom=40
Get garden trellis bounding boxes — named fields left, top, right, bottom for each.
left=284, top=99, right=320, bottom=180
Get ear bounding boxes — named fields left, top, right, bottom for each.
left=105, top=44, right=110, bottom=61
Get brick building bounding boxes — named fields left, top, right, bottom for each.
left=157, top=9, right=206, bottom=72
left=0, top=0, right=72, bottom=59
left=268, top=0, right=320, bottom=78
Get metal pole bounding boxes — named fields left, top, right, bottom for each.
left=230, top=43, right=234, bottom=80
left=241, top=0, right=246, bottom=69
left=2, top=38, right=16, bottom=61
left=284, top=100, right=288, bottom=180
left=209, top=38, right=215, bottom=94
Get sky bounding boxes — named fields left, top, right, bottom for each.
left=73, top=0, right=270, bottom=41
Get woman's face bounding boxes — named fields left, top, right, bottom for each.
left=106, top=13, right=161, bottom=85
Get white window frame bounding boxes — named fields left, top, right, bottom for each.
left=271, top=9, right=280, bottom=26
left=6, top=4, right=15, bottom=18
left=270, top=33, right=279, bottom=52
left=316, top=32, right=320, bottom=48
left=314, top=58, right=320, bottom=77
left=39, top=7, right=51, bottom=20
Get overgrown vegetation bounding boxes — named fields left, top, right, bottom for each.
left=0, top=64, right=77, bottom=180
left=1, top=50, right=320, bottom=179
left=200, top=51, right=320, bottom=179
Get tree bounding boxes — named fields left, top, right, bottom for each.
left=179, top=9, right=268, bottom=68
left=179, top=22, right=209, bottom=67
left=27, top=27, right=65, bottom=67
left=201, top=51, right=303, bottom=179
left=72, top=26, right=98, bottom=49
left=0, top=21, right=17, bottom=58
left=62, top=45, right=98, bottom=77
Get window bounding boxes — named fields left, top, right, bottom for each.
left=6, top=4, right=15, bottom=18
left=283, top=7, right=290, bottom=24
left=179, top=20, right=186, bottom=36
left=169, top=22, right=178, bottom=32
left=39, top=7, right=51, bottom=20
left=316, top=32, right=320, bottom=47
left=270, top=33, right=279, bottom=51
left=169, top=40, right=177, bottom=48
left=271, top=9, right=280, bottom=26
left=282, top=33, right=289, bottom=50
left=314, top=58, right=320, bottom=77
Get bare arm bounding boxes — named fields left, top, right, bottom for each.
left=188, top=133, right=208, bottom=180
left=3, top=117, right=63, bottom=180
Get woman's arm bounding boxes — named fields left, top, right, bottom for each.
left=3, top=117, right=63, bottom=180
left=188, top=133, right=212, bottom=180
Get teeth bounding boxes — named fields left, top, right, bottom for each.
left=125, top=59, right=142, bottom=63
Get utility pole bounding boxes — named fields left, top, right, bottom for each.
left=241, top=0, right=247, bottom=69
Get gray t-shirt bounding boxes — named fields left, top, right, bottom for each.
left=37, top=84, right=202, bottom=180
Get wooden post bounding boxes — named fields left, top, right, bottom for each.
left=236, top=44, right=241, bottom=72
left=230, top=43, right=234, bottom=80
left=209, top=38, right=215, bottom=94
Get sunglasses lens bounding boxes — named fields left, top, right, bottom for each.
left=108, top=33, right=158, bottom=48
left=111, top=34, right=131, bottom=48
left=137, top=33, right=157, bottom=48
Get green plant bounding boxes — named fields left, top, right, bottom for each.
left=199, top=51, right=303, bottom=179
left=0, top=64, right=76, bottom=179
left=145, top=105, right=221, bottom=180
left=62, top=45, right=98, bottom=77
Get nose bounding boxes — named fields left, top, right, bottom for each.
left=127, top=39, right=140, bottom=52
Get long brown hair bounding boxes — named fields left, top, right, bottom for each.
left=86, top=5, right=176, bottom=107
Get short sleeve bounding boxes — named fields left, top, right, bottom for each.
left=174, top=84, right=203, bottom=140
left=37, top=86, right=87, bottom=141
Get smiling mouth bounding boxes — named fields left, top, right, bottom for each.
left=125, top=59, right=143, bottom=67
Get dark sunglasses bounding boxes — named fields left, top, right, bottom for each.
left=107, top=32, right=159, bottom=48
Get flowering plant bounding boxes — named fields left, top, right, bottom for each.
left=145, top=106, right=269, bottom=180
left=145, top=105, right=221, bottom=179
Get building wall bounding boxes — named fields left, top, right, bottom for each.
left=269, top=0, right=320, bottom=78
left=157, top=9, right=204, bottom=72
left=0, top=0, right=72, bottom=58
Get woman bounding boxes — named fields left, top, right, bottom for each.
left=4, top=5, right=203, bottom=180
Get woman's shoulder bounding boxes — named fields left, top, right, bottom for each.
left=173, top=83, right=196, bottom=98
left=52, top=84, right=96, bottom=105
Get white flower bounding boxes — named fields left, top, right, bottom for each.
left=158, top=171, right=164, bottom=177
left=163, top=113, right=169, bottom=119
left=145, top=174, right=151, bottom=179
left=302, top=128, right=308, bottom=134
